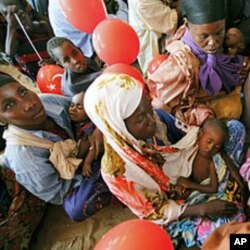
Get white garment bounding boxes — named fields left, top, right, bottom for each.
left=128, top=0, right=177, bottom=73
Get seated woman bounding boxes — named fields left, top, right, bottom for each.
left=147, top=0, right=250, bottom=126
left=84, top=73, right=247, bottom=248
left=0, top=73, right=111, bottom=222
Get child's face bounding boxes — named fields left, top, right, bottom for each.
left=198, top=126, right=225, bottom=158
left=68, top=92, right=88, bottom=123
left=53, top=41, right=87, bottom=74
left=225, top=28, right=242, bottom=48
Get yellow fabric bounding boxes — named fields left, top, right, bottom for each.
left=197, top=86, right=242, bottom=120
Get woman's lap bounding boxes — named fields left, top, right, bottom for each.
left=63, top=161, right=111, bottom=221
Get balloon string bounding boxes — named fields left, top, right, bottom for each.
left=14, top=13, right=42, bottom=61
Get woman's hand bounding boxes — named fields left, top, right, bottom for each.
left=88, top=128, right=104, bottom=159
left=202, top=200, right=238, bottom=217
left=180, top=199, right=237, bottom=218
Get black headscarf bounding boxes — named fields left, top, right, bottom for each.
left=0, top=74, right=16, bottom=88
left=182, top=0, right=225, bottom=24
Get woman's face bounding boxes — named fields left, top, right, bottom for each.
left=124, top=95, right=157, bottom=141
left=0, top=82, right=47, bottom=129
left=188, top=19, right=225, bottom=54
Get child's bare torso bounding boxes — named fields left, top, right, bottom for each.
left=191, top=153, right=213, bottom=183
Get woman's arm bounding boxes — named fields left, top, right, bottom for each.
left=4, top=146, right=74, bottom=205
left=180, top=199, right=238, bottom=218
left=102, top=170, right=238, bottom=224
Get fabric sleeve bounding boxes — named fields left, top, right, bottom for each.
left=4, top=146, right=74, bottom=205
left=155, top=109, right=187, bottom=143
left=102, top=171, right=186, bottom=224
left=137, top=0, right=178, bottom=35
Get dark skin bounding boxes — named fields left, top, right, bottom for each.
left=0, top=0, right=53, bottom=56
left=0, top=81, right=103, bottom=158
left=125, top=94, right=238, bottom=219
left=69, top=92, right=97, bottom=176
left=188, top=19, right=250, bottom=82
left=175, top=125, right=247, bottom=209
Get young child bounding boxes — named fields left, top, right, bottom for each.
left=47, top=37, right=102, bottom=97
left=68, top=91, right=96, bottom=176
left=164, top=119, right=243, bottom=199
left=224, top=27, right=246, bottom=58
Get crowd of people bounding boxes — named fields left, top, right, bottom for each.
left=0, top=0, right=250, bottom=249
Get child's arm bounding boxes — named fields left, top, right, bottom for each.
left=177, top=162, right=218, bottom=193
left=221, top=151, right=248, bottom=208
left=82, top=149, right=96, bottom=176
left=76, top=136, right=89, bottom=159
left=221, top=152, right=246, bottom=189
left=4, top=6, right=19, bottom=56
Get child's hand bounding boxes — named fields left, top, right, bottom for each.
left=238, top=56, right=250, bottom=81
left=82, top=163, right=92, bottom=176
left=88, top=128, right=104, bottom=160
left=38, top=58, right=56, bottom=67
left=175, top=184, right=186, bottom=195
left=177, top=176, right=192, bottom=189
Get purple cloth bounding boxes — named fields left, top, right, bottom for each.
left=181, top=29, right=243, bottom=95
left=63, top=161, right=111, bottom=221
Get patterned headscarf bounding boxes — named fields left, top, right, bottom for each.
left=85, top=73, right=175, bottom=192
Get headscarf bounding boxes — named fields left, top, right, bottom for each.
left=182, top=0, right=225, bottom=25
left=84, top=73, right=176, bottom=192
left=181, top=27, right=243, bottom=96
left=0, top=74, right=16, bottom=88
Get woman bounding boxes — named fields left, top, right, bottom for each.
left=0, top=73, right=111, bottom=222
left=84, top=73, right=246, bottom=248
left=127, top=0, right=180, bottom=73
left=148, top=0, right=250, bottom=126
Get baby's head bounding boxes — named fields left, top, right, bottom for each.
left=198, top=118, right=228, bottom=157
left=68, top=92, right=88, bottom=123
left=225, top=27, right=245, bottom=55
left=47, top=37, right=87, bottom=74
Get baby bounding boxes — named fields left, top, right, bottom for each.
left=47, top=37, right=101, bottom=97
left=68, top=92, right=96, bottom=176
left=224, top=27, right=246, bottom=58
left=164, top=119, right=238, bottom=198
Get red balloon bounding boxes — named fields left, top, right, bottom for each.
left=37, top=65, right=64, bottom=95
left=147, top=54, right=168, bottom=75
left=94, top=219, right=174, bottom=250
left=103, top=64, right=144, bottom=84
left=93, top=19, right=140, bottom=65
left=60, top=0, right=107, bottom=33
